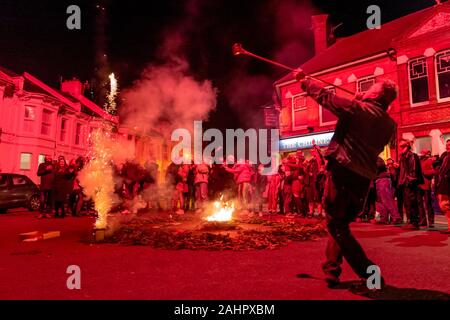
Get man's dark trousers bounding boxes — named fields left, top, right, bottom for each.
left=322, top=160, right=376, bottom=280
left=403, top=184, right=420, bottom=226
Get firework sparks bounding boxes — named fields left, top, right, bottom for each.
left=79, top=128, right=116, bottom=229
left=105, top=72, right=118, bottom=114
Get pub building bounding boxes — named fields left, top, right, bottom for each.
left=275, top=2, right=450, bottom=160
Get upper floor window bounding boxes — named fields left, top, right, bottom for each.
left=23, top=106, right=36, bottom=132
left=292, top=94, right=308, bottom=130
left=60, top=118, right=67, bottom=142
left=357, top=76, right=375, bottom=93
left=436, top=50, right=450, bottom=101
left=41, top=109, right=52, bottom=136
left=409, top=57, right=429, bottom=105
left=319, top=87, right=337, bottom=126
left=75, top=123, right=82, bottom=145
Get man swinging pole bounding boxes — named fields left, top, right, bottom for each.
left=231, top=43, right=397, bottom=289
left=294, top=69, right=397, bottom=289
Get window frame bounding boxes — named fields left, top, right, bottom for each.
left=23, top=106, right=36, bottom=133
left=319, top=86, right=338, bottom=126
left=60, top=118, right=68, bottom=143
left=75, top=123, right=82, bottom=146
left=357, top=75, right=376, bottom=93
left=41, top=109, right=53, bottom=136
left=435, top=49, right=450, bottom=103
left=291, top=93, right=308, bottom=131
left=408, top=56, right=430, bottom=107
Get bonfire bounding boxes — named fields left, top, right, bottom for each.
left=205, top=196, right=234, bottom=222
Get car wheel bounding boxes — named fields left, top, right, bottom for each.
left=28, top=195, right=41, bottom=211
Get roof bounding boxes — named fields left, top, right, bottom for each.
left=277, top=2, right=450, bottom=84
left=0, top=66, right=20, bottom=78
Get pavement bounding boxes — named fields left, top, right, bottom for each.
left=0, top=209, right=449, bottom=300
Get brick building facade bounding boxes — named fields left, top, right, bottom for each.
left=275, top=2, right=450, bottom=160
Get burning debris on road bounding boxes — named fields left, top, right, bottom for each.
left=104, top=212, right=327, bottom=250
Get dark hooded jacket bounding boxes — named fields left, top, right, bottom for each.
left=301, top=80, right=396, bottom=179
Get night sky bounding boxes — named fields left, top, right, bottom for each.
left=0, top=0, right=438, bottom=130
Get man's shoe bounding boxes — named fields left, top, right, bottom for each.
left=325, top=274, right=340, bottom=288
left=440, top=229, right=450, bottom=235
left=37, top=214, right=44, bottom=219
left=45, top=214, right=52, bottom=219
left=391, top=219, right=403, bottom=225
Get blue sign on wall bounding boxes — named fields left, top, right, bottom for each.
left=279, top=132, right=334, bottom=151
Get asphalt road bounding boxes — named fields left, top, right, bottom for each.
left=0, top=209, right=449, bottom=300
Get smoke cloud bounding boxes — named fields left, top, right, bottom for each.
left=120, top=61, right=217, bottom=135
left=224, top=0, right=315, bottom=128
left=271, top=0, right=315, bottom=68
left=119, top=0, right=217, bottom=136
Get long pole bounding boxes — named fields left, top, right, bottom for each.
left=234, top=44, right=356, bottom=95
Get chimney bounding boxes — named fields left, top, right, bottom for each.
left=311, top=14, right=329, bottom=55
left=61, top=78, right=83, bottom=97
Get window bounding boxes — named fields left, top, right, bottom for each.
left=292, top=94, right=308, bottom=130
left=319, top=87, right=338, bottom=126
left=60, top=119, right=67, bottom=142
left=0, top=174, right=9, bottom=187
left=414, top=136, right=432, bottom=154
left=23, top=106, right=36, bottom=132
left=38, top=154, right=46, bottom=165
left=41, top=109, right=52, bottom=135
left=409, top=57, right=429, bottom=105
left=12, top=176, right=29, bottom=186
left=20, top=153, right=32, bottom=170
left=436, top=50, right=450, bottom=101
left=357, top=76, right=375, bottom=93
left=75, top=123, right=82, bottom=145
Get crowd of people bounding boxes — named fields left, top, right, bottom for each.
left=37, top=155, right=87, bottom=218
left=165, top=138, right=450, bottom=234
left=366, top=138, right=450, bottom=232
left=166, top=143, right=335, bottom=218
left=36, top=138, right=450, bottom=235
left=36, top=156, right=158, bottom=218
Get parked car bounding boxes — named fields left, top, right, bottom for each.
left=0, top=173, right=41, bottom=213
